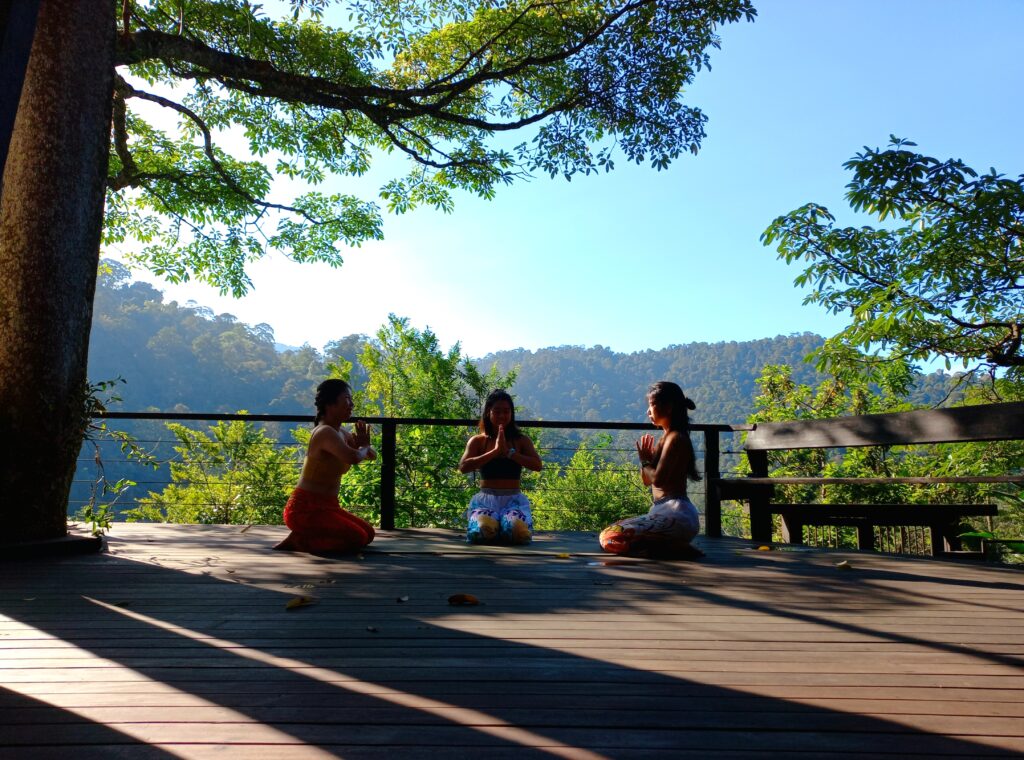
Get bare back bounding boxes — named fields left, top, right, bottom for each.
left=649, top=430, right=692, bottom=501
left=296, top=425, right=358, bottom=495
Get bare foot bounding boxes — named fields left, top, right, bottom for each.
left=273, top=533, right=300, bottom=551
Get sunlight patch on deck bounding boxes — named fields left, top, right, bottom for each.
left=83, top=596, right=611, bottom=759
left=0, top=615, right=335, bottom=759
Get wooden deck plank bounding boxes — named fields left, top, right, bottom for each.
left=1, top=523, right=1022, bottom=757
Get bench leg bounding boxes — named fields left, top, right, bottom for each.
left=857, top=522, right=875, bottom=551
left=750, top=506, right=773, bottom=543
left=930, top=523, right=948, bottom=557
left=781, top=515, right=803, bottom=545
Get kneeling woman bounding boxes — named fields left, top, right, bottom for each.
left=600, top=381, right=703, bottom=558
left=459, top=390, right=542, bottom=544
left=274, top=379, right=377, bottom=554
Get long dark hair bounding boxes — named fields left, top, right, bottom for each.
left=479, top=389, right=522, bottom=440
left=648, top=381, right=700, bottom=482
left=314, top=379, right=351, bottom=426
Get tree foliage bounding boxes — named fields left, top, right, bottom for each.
left=763, top=137, right=1024, bottom=384
left=531, top=435, right=649, bottom=529
left=127, top=418, right=302, bottom=524
left=106, top=0, right=756, bottom=295
left=341, top=314, right=517, bottom=526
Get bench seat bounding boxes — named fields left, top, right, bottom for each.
left=705, top=402, right=1024, bottom=557
left=768, top=503, right=997, bottom=554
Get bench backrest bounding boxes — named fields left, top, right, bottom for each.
left=745, top=401, right=1024, bottom=452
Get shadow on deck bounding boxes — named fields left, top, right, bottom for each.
left=0, top=524, right=1022, bottom=758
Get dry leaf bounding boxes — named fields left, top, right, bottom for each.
left=396, top=595, right=410, bottom=603
left=756, top=545, right=771, bottom=551
left=447, top=593, right=480, bottom=606
left=285, top=596, right=316, bottom=610
left=239, top=524, right=252, bottom=533
left=835, top=560, right=853, bottom=571
left=556, top=553, right=571, bottom=559
left=366, top=626, right=378, bottom=633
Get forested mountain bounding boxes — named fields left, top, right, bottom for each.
left=90, top=263, right=846, bottom=424
left=78, top=264, right=969, bottom=523
left=481, top=337, right=826, bottom=425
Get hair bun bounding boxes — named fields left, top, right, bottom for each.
left=684, top=397, right=696, bottom=411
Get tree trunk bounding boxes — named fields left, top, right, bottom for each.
left=0, top=2, right=115, bottom=541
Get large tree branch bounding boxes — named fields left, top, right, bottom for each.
left=109, top=82, right=138, bottom=191
left=114, top=0, right=654, bottom=131
left=116, top=75, right=332, bottom=225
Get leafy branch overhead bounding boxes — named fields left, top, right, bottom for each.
left=107, top=0, right=756, bottom=294
left=763, top=137, right=1024, bottom=381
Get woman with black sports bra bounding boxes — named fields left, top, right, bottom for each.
left=458, top=389, right=542, bottom=544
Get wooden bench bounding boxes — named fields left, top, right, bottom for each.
left=713, top=401, right=1024, bottom=557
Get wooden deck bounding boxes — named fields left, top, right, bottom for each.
left=1, top=524, right=1022, bottom=759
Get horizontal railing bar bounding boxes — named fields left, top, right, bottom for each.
left=721, top=476, right=1024, bottom=485
left=96, top=411, right=750, bottom=433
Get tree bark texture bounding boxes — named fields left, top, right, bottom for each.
left=0, top=1, right=115, bottom=541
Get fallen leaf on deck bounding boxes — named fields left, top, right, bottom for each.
left=225, top=569, right=236, bottom=574
left=22, top=597, right=35, bottom=601
left=239, top=524, right=252, bottom=533
left=592, top=581, right=613, bottom=586
left=366, top=626, right=378, bottom=633
left=556, top=553, right=571, bottom=559
left=447, top=593, right=480, bottom=606
left=756, top=545, right=771, bottom=551
left=397, top=595, right=410, bottom=603
left=285, top=596, right=316, bottom=610
left=835, top=560, right=853, bottom=571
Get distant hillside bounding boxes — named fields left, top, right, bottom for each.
left=88, top=263, right=956, bottom=425
left=480, top=336, right=826, bottom=425
left=77, top=264, right=966, bottom=517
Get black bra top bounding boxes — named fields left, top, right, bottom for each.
left=479, top=448, right=523, bottom=480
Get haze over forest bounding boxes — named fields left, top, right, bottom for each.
left=90, top=262, right=956, bottom=425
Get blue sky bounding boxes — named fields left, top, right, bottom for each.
left=119, top=0, right=1024, bottom=359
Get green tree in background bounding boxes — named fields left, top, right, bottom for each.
left=763, top=137, right=1024, bottom=389
left=531, top=436, right=649, bottom=530
left=344, top=315, right=517, bottom=527
left=127, top=418, right=303, bottom=524
left=2, top=0, right=756, bottom=543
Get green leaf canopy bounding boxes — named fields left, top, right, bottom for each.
left=107, top=0, right=756, bottom=295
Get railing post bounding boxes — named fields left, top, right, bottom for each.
left=703, top=429, right=721, bottom=538
left=747, top=449, right=772, bottom=542
left=380, top=420, right=397, bottom=530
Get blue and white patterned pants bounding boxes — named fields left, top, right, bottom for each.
left=466, top=489, right=533, bottom=545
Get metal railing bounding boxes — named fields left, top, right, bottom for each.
left=86, top=411, right=749, bottom=534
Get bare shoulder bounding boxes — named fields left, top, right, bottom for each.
left=465, top=433, right=491, bottom=453
left=309, top=424, right=343, bottom=447
left=659, top=430, right=687, bottom=453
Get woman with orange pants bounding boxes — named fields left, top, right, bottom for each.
left=274, top=379, right=376, bottom=554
